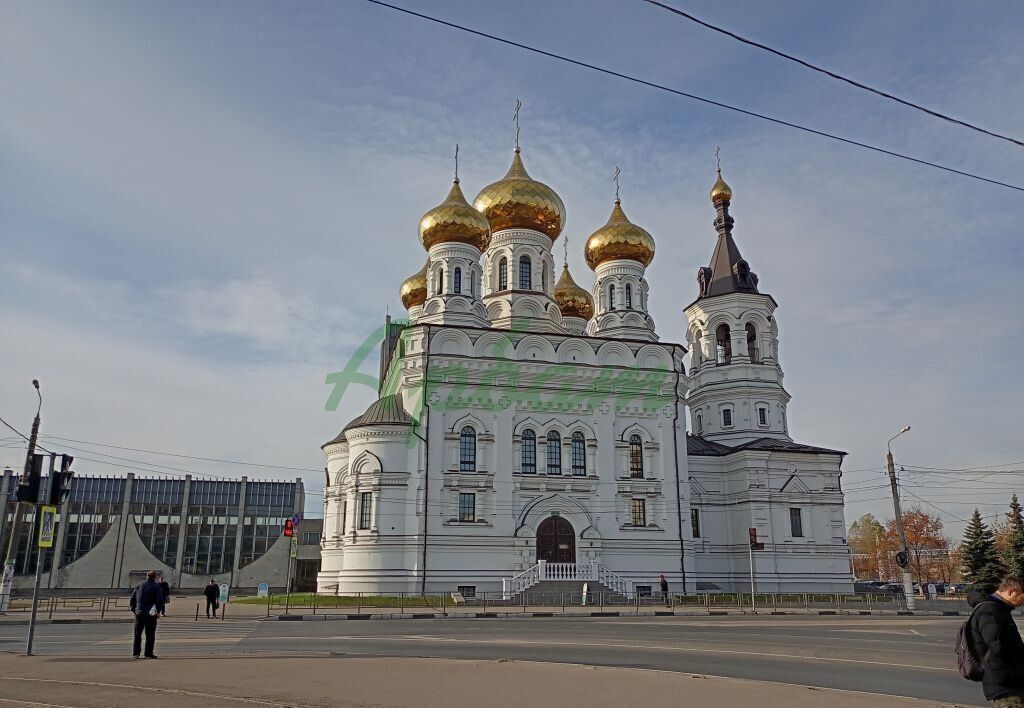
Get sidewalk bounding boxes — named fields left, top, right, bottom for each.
left=0, top=655, right=964, bottom=708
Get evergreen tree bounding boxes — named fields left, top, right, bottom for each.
left=1003, top=495, right=1024, bottom=578
left=961, top=509, right=1005, bottom=591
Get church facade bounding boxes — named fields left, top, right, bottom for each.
left=318, top=145, right=851, bottom=595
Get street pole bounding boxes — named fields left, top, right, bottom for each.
left=26, top=456, right=54, bottom=656
left=886, top=426, right=915, bottom=610
left=0, top=380, right=42, bottom=614
left=748, top=541, right=756, bottom=613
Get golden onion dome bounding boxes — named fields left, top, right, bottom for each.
left=473, top=149, right=565, bottom=240
left=553, top=263, right=595, bottom=321
left=419, top=179, right=492, bottom=251
left=710, top=168, right=733, bottom=204
left=399, top=259, right=428, bottom=309
left=584, top=199, right=655, bottom=270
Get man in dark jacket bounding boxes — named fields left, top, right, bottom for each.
left=158, top=575, right=170, bottom=617
left=129, top=570, right=165, bottom=659
left=659, top=574, right=670, bottom=608
left=968, top=576, right=1024, bottom=706
left=204, top=579, right=220, bottom=618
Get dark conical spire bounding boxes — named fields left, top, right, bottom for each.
left=696, top=167, right=759, bottom=300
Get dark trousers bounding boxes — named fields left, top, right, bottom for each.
left=133, top=614, right=157, bottom=656
left=206, top=598, right=218, bottom=617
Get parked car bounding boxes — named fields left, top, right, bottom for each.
left=854, top=581, right=887, bottom=594
left=883, top=583, right=905, bottom=593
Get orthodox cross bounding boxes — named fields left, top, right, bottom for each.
left=454, top=143, right=459, bottom=181
left=513, top=99, right=522, bottom=150
left=563, top=234, right=569, bottom=267
left=715, top=145, right=721, bottom=171
left=613, top=166, right=621, bottom=201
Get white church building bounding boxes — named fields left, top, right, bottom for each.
left=318, top=144, right=851, bottom=596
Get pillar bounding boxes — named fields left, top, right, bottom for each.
left=174, top=475, right=191, bottom=587
left=111, top=473, right=134, bottom=589
left=230, top=476, right=247, bottom=584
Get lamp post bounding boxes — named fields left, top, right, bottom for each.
left=886, top=425, right=914, bottom=610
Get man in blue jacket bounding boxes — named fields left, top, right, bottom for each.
left=968, top=576, right=1024, bottom=706
left=129, top=570, right=165, bottom=659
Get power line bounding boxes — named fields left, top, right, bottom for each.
left=0, top=414, right=53, bottom=454
left=643, top=0, right=1024, bottom=148
left=363, top=0, right=1024, bottom=193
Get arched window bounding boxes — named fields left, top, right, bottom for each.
left=453, top=267, right=462, bottom=294
left=571, top=432, right=586, bottom=476
left=629, top=434, right=644, bottom=478
left=608, top=284, right=616, bottom=310
left=436, top=269, right=444, bottom=295
left=695, top=412, right=703, bottom=435
left=625, top=283, right=632, bottom=309
left=459, top=426, right=476, bottom=472
left=521, top=429, right=536, bottom=474
left=542, top=261, right=548, bottom=291
left=519, top=256, right=532, bottom=289
left=746, top=322, right=759, bottom=362
left=715, top=324, right=732, bottom=364
left=546, top=431, right=561, bottom=475
left=692, top=329, right=703, bottom=368
left=469, top=271, right=474, bottom=296
left=498, top=258, right=508, bottom=290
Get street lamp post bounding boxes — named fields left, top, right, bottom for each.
left=886, top=426, right=915, bottom=610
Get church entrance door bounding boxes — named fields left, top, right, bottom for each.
left=536, top=516, right=575, bottom=563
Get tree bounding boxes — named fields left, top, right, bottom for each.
left=849, top=514, right=887, bottom=579
left=961, top=509, right=1005, bottom=591
left=884, top=508, right=949, bottom=585
left=1003, top=495, right=1024, bottom=578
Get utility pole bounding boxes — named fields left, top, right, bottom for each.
left=26, top=456, right=54, bottom=655
left=0, top=380, right=42, bottom=614
left=886, top=426, right=915, bottom=610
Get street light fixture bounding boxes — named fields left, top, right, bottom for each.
left=886, top=425, right=915, bottom=609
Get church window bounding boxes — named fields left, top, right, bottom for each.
left=542, top=261, right=548, bottom=291
left=722, top=408, right=733, bottom=428
left=691, top=508, right=701, bottom=538
left=458, top=493, right=476, bottom=522
left=692, top=329, right=703, bottom=368
left=459, top=426, right=477, bottom=472
left=746, top=323, right=759, bottom=362
left=519, top=256, right=532, bottom=289
left=358, top=492, right=372, bottom=530
left=715, top=324, right=731, bottom=364
left=757, top=407, right=768, bottom=426
left=631, top=498, right=647, bottom=527
left=499, top=258, right=508, bottom=290
left=469, top=272, right=474, bottom=296
left=695, top=412, right=703, bottom=435
left=625, top=284, right=632, bottom=309
left=571, top=432, right=586, bottom=476
left=521, top=429, right=537, bottom=474
left=546, top=431, right=561, bottom=474
left=790, top=507, right=804, bottom=537
left=340, top=499, right=347, bottom=535
left=629, top=435, right=643, bottom=478
left=608, top=284, right=616, bottom=310
left=453, top=267, right=462, bottom=294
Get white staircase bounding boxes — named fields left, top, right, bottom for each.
left=503, top=561, right=633, bottom=597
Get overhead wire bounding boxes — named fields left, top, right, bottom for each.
left=363, top=0, right=1024, bottom=193
left=642, top=0, right=1024, bottom=148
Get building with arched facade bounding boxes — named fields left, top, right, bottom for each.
left=318, top=147, right=851, bottom=596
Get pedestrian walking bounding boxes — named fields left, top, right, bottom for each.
left=129, top=570, right=164, bottom=659
left=204, top=579, right=220, bottom=618
left=965, top=575, right=1024, bottom=706
left=158, top=574, right=170, bottom=617
left=659, top=574, right=670, bottom=608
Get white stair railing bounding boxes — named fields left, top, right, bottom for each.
left=503, top=562, right=633, bottom=597
left=597, top=565, right=633, bottom=597
left=506, top=563, right=542, bottom=595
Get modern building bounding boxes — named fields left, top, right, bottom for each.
left=0, top=471, right=308, bottom=591
left=317, top=144, right=851, bottom=596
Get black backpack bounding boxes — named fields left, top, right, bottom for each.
left=956, top=602, right=991, bottom=681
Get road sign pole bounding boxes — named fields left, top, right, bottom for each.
left=749, top=541, right=756, bottom=613
left=26, top=456, right=55, bottom=655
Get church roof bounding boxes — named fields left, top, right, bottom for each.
left=321, top=394, right=414, bottom=448
left=701, top=230, right=759, bottom=299
left=686, top=435, right=845, bottom=457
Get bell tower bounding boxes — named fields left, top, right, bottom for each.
left=683, top=161, right=790, bottom=444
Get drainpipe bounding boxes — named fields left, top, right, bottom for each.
left=418, top=325, right=432, bottom=594
left=672, top=351, right=687, bottom=589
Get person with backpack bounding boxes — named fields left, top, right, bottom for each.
left=129, top=570, right=165, bottom=659
left=962, top=576, right=1024, bottom=706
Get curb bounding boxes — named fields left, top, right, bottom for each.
left=265, top=608, right=971, bottom=621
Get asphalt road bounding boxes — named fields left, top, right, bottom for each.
left=0, top=615, right=983, bottom=706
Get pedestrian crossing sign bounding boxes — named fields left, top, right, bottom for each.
left=38, top=506, right=57, bottom=548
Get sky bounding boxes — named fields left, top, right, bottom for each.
left=2, top=1, right=1023, bottom=536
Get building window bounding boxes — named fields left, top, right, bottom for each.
left=629, top=434, right=644, bottom=478
left=692, top=329, right=703, bottom=368
left=453, top=267, right=462, bottom=294
left=521, top=429, right=537, bottom=474
left=458, top=493, right=476, bottom=522
left=746, top=322, right=759, bottom=362
left=302, top=531, right=320, bottom=545
left=498, top=258, right=508, bottom=290
left=695, top=412, right=703, bottom=435
left=608, top=284, right=616, bottom=310
left=358, top=492, right=372, bottom=530
left=459, top=426, right=477, bottom=472
left=542, top=261, right=548, bottom=291
left=457, top=585, right=477, bottom=598
left=341, top=499, right=347, bottom=534
left=519, top=255, right=532, bottom=289
left=436, top=269, right=444, bottom=295
left=469, top=272, right=474, bottom=296
left=571, top=432, right=586, bottom=476
left=757, top=407, right=768, bottom=426
left=546, top=430, right=561, bottom=474
left=625, top=283, right=632, bottom=309
left=691, top=508, right=701, bottom=538
left=790, top=507, right=804, bottom=537
left=722, top=408, right=733, bottom=428
left=631, top=498, right=647, bottom=526
left=716, top=324, right=731, bottom=364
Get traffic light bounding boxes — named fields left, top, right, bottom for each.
left=748, top=527, right=765, bottom=551
left=48, top=455, right=74, bottom=507
left=15, top=454, right=45, bottom=504
left=283, top=518, right=294, bottom=537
